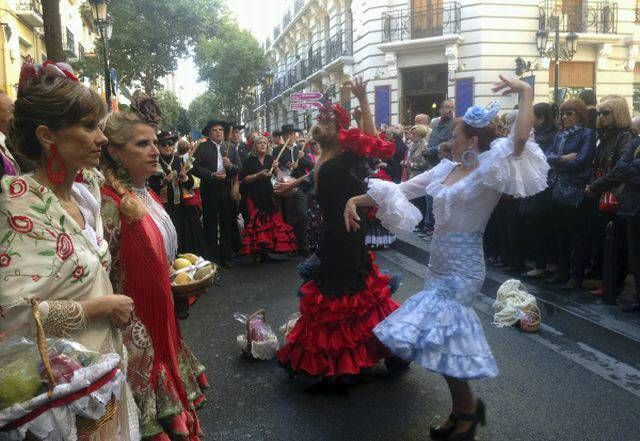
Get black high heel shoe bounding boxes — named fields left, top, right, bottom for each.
left=429, top=414, right=457, bottom=439
left=446, top=399, right=486, bottom=441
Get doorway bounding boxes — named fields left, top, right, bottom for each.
left=401, top=64, right=448, bottom=124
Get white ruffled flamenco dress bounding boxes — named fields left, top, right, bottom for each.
left=368, top=134, right=550, bottom=380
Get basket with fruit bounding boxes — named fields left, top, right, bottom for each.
left=170, top=253, right=217, bottom=298
left=0, top=300, right=126, bottom=439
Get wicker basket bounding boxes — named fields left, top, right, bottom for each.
left=28, top=299, right=120, bottom=436
left=171, top=264, right=217, bottom=298
left=519, top=305, right=541, bottom=333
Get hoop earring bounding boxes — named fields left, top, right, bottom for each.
left=46, top=144, right=66, bottom=185
left=460, top=147, right=479, bottom=168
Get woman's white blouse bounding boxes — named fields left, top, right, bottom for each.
left=368, top=134, right=550, bottom=235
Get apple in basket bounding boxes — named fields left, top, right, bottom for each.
left=0, top=355, right=43, bottom=408
left=41, top=353, right=83, bottom=385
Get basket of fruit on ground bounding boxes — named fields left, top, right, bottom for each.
left=170, top=253, right=217, bottom=298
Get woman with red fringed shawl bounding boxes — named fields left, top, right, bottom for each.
left=100, top=95, right=208, bottom=440
left=277, top=78, right=411, bottom=382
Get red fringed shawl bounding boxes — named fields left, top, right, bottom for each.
left=101, top=186, right=190, bottom=409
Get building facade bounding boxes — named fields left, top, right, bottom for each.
left=0, top=0, right=98, bottom=98
left=249, top=0, right=640, bottom=131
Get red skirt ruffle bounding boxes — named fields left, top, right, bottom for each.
left=240, top=197, right=297, bottom=255
left=277, top=262, right=399, bottom=377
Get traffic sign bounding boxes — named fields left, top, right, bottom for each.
left=290, top=92, right=323, bottom=102
left=290, top=102, right=323, bottom=111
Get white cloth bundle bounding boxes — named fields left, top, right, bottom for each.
left=493, top=279, right=538, bottom=327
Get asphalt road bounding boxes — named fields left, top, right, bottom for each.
left=180, top=253, right=640, bottom=441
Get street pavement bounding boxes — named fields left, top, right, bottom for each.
left=181, top=248, right=640, bottom=441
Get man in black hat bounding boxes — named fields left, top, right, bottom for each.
left=272, top=124, right=314, bottom=254
left=231, top=124, right=250, bottom=166
left=192, top=119, right=241, bottom=267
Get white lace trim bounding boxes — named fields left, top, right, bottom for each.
left=0, top=354, right=126, bottom=441
left=367, top=179, right=423, bottom=234
left=132, top=186, right=178, bottom=262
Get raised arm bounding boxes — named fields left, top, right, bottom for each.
left=350, top=77, right=376, bottom=136
left=491, top=75, right=533, bottom=156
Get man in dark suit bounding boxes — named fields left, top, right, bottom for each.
left=272, top=124, right=313, bottom=254
left=192, top=119, right=241, bottom=267
left=231, top=124, right=250, bottom=166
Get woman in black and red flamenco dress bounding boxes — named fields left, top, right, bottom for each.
left=277, top=79, right=406, bottom=380
left=239, top=136, right=297, bottom=260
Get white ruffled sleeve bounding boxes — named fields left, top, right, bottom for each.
left=480, top=134, right=550, bottom=198
left=367, top=179, right=423, bottom=234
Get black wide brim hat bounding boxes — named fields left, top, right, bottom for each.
left=232, top=124, right=245, bottom=131
left=280, top=124, right=301, bottom=135
left=202, top=119, right=230, bottom=135
left=272, top=130, right=282, bottom=137
left=157, top=131, right=178, bottom=143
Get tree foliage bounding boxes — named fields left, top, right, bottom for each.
left=188, top=91, right=226, bottom=134
left=193, top=22, right=266, bottom=123
left=76, top=0, right=226, bottom=94
left=176, top=108, right=192, bottom=135
left=156, top=89, right=181, bottom=131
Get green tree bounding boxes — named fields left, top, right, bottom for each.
left=77, top=0, right=227, bottom=94
left=188, top=91, right=226, bottom=134
left=176, top=107, right=192, bottom=135
left=194, top=22, right=266, bottom=123
left=156, top=89, right=181, bottom=131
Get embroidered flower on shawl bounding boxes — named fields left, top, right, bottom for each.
left=8, top=177, right=28, bottom=199
left=72, top=266, right=85, bottom=279
left=56, top=233, right=74, bottom=260
left=0, top=253, right=10, bottom=267
left=8, top=215, right=34, bottom=233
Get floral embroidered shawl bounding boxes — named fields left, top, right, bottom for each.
left=0, top=171, right=114, bottom=351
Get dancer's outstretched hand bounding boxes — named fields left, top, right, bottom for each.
left=344, top=198, right=361, bottom=232
left=350, top=77, right=368, bottom=101
left=491, top=75, right=531, bottom=96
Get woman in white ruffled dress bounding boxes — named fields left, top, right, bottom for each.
left=344, top=76, right=549, bottom=441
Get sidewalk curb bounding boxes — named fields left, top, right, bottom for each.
left=390, top=233, right=640, bottom=369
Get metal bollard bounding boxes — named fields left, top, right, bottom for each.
left=602, top=221, right=617, bottom=305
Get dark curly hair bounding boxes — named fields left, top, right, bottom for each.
left=9, top=68, right=106, bottom=165
left=452, top=118, right=498, bottom=152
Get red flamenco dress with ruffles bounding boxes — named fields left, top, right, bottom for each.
left=239, top=154, right=297, bottom=256
left=101, top=186, right=208, bottom=440
left=277, top=124, right=399, bottom=378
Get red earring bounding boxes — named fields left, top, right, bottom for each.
left=46, top=144, right=66, bottom=185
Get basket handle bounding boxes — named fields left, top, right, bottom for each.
left=30, top=299, right=57, bottom=395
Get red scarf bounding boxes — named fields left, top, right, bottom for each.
left=101, top=186, right=190, bottom=409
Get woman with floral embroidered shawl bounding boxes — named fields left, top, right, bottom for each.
left=0, top=59, right=139, bottom=440
left=100, top=95, right=207, bottom=440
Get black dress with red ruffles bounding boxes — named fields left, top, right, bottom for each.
left=239, top=155, right=297, bottom=255
left=277, top=151, right=399, bottom=378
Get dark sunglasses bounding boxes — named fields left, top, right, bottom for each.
left=159, top=141, right=175, bottom=147
left=560, top=110, right=575, bottom=117
left=597, top=110, right=612, bottom=117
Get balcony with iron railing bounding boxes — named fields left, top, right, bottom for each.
left=64, top=28, right=76, bottom=58
left=325, top=33, right=352, bottom=65
left=382, top=2, right=461, bottom=43
left=294, top=0, right=305, bottom=14
left=16, top=0, right=44, bottom=28
left=538, top=1, right=618, bottom=34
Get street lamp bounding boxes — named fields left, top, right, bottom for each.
left=536, top=15, right=579, bottom=106
left=88, top=0, right=113, bottom=106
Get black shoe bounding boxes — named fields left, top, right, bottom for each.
left=429, top=414, right=457, bottom=439
left=384, top=356, right=410, bottom=376
left=447, top=399, right=486, bottom=441
left=562, top=278, right=583, bottom=290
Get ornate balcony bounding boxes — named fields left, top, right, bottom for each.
left=294, top=0, right=305, bottom=14
left=64, top=28, right=76, bottom=58
left=538, top=1, right=618, bottom=34
left=16, top=0, right=44, bottom=28
left=325, top=33, right=352, bottom=65
left=382, top=2, right=461, bottom=43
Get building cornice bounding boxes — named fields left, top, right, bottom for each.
left=377, top=34, right=464, bottom=55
